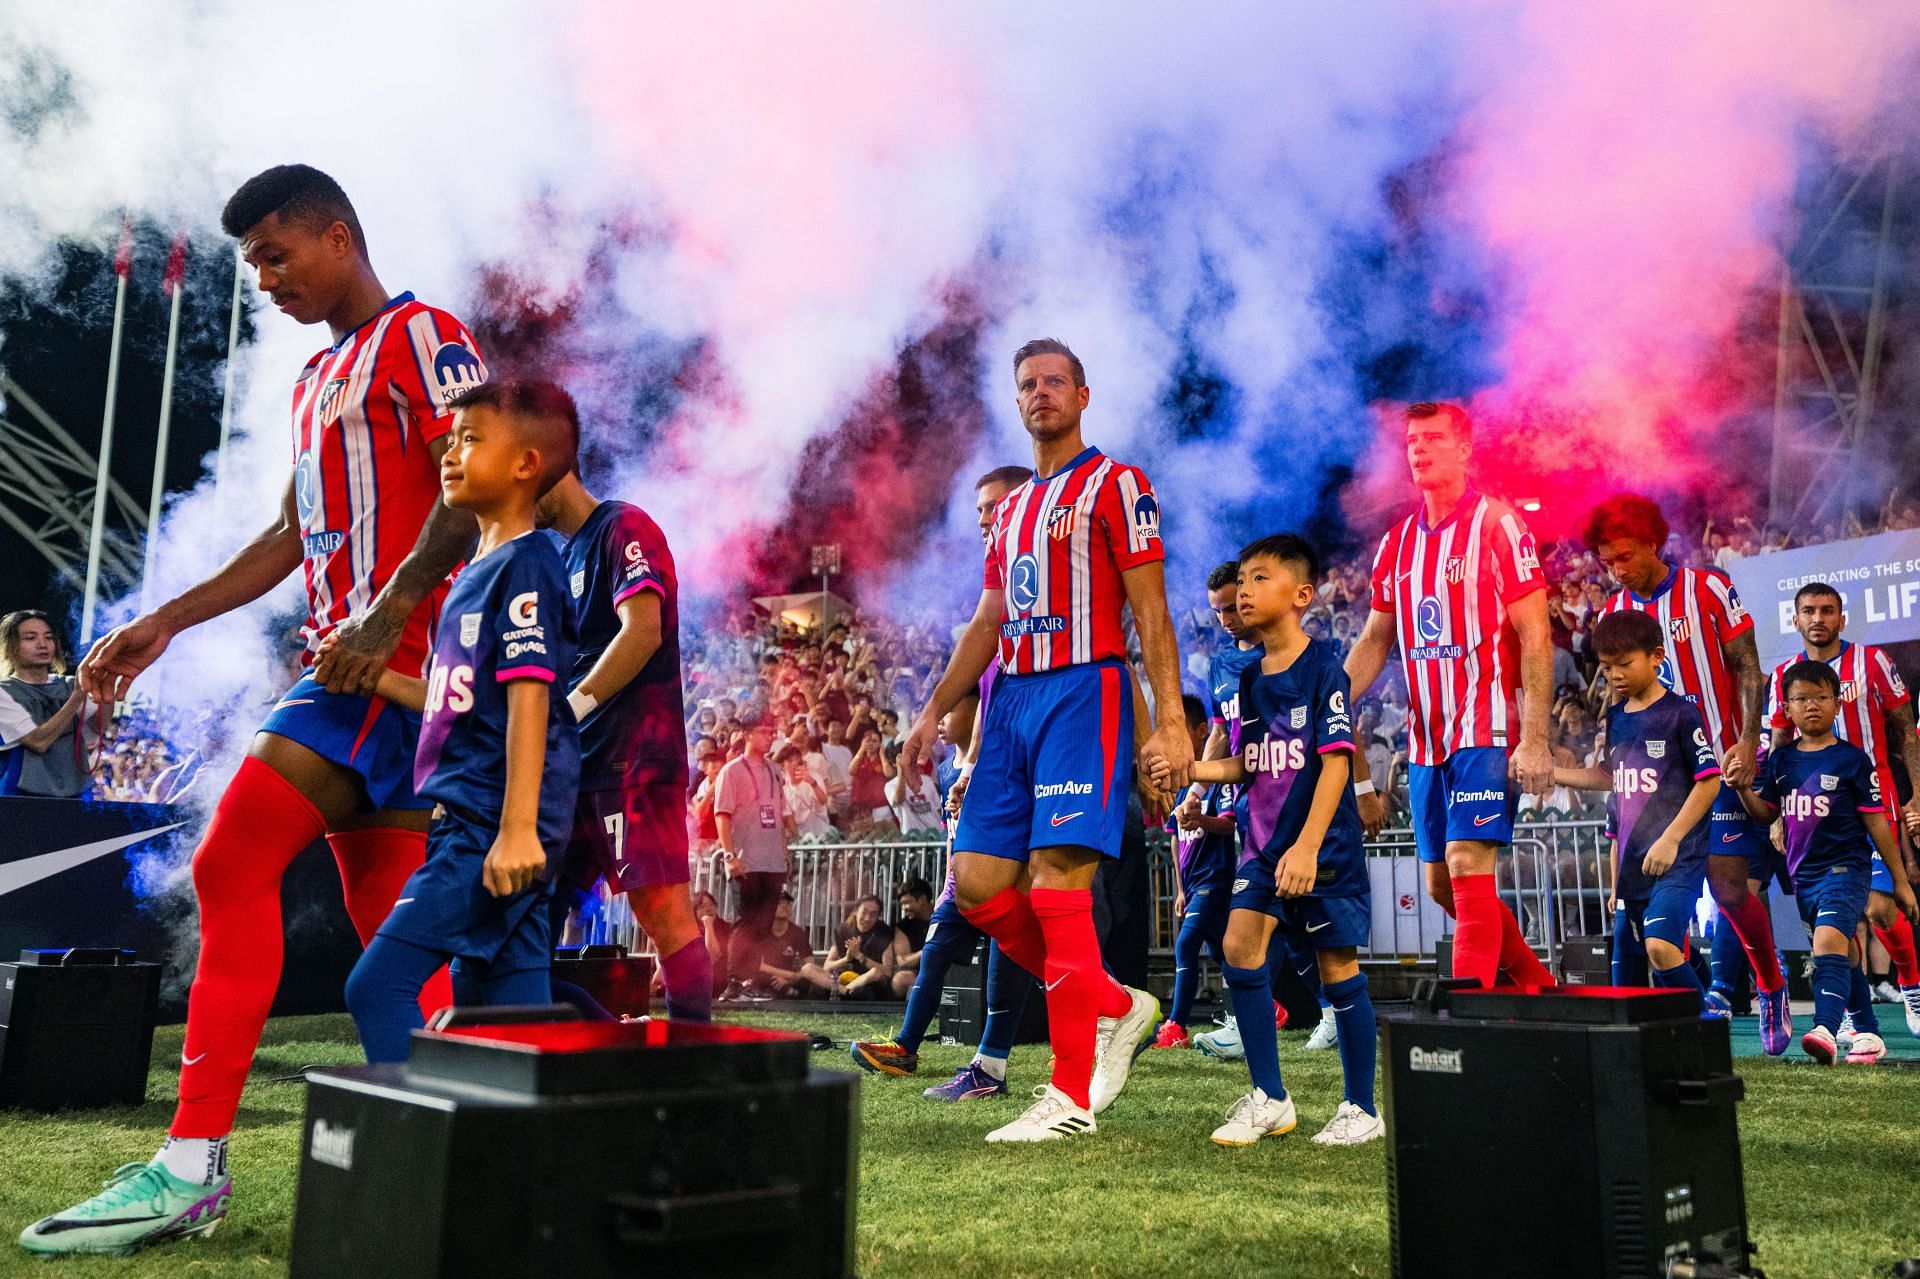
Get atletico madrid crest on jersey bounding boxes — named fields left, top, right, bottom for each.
left=317, top=377, right=351, bottom=428
left=1840, top=680, right=1860, bottom=703
left=1046, top=504, right=1078, bottom=540
left=1668, top=616, right=1692, bottom=643
left=1444, top=555, right=1465, bottom=585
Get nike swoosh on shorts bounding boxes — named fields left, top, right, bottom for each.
left=1473, top=813, right=1499, bottom=827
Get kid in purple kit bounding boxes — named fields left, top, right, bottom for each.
left=339, top=381, right=582, bottom=1062
left=537, top=467, right=711, bottom=1021
left=1554, top=610, right=1721, bottom=1001
left=1152, top=534, right=1381, bottom=1148
left=1733, top=660, right=1919, bottom=1064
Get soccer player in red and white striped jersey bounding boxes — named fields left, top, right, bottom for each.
left=1345, top=402, right=1557, bottom=992
left=902, top=338, right=1190, bottom=1142
left=29, top=166, right=483, bottom=1254
left=1583, top=494, right=1792, bottom=1054
left=1765, top=582, right=1920, bottom=1035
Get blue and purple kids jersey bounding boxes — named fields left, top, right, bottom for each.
left=1172, top=782, right=1235, bottom=889
left=1235, top=638, right=1366, bottom=897
left=563, top=500, right=685, bottom=792
left=1751, top=738, right=1883, bottom=884
left=415, top=534, right=581, bottom=847
left=1210, top=642, right=1263, bottom=743
left=1604, top=691, right=1721, bottom=901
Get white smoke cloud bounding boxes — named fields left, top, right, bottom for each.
left=4, top=0, right=1920, bottom=859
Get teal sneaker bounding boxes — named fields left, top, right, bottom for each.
left=19, top=1162, right=230, bottom=1256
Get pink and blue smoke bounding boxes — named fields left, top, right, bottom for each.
left=3, top=1, right=1920, bottom=870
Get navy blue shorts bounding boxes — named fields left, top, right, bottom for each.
left=1407, top=746, right=1513, bottom=863
left=1794, top=862, right=1872, bottom=940
left=1180, top=875, right=1233, bottom=947
left=1239, top=890, right=1370, bottom=951
left=1619, top=859, right=1707, bottom=950
left=952, top=660, right=1133, bottom=861
left=1871, top=850, right=1897, bottom=895
left=559, top=769, right=691, bottom=896
left=257, top=673, right=427, bottom=811
left=1704, top=786, right=1779, bottom=884
left=376, top=805, right=553, bottom=973
left=923, top=893, right=986, bottom=959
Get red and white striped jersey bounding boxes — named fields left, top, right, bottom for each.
left=1597, top=567, right=1751, bottom=755
left=982, top=446, right=1162, bottom=675
left=1766, top=640, right=1910, bottom=795
left=290, top=292, right=487, bottom=678
left=1367, top=490, right=1544, bottom=766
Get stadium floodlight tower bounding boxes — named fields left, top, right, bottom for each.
left=1769, top=151, right=1910, bottom=534
left=0, top=374, right=147, bottom=610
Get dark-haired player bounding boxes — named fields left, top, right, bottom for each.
left=1764, top=582, right=1920, bottom=1039
left=1345, top=402, right=1557, bottom=993
left=1555, top=610, right=1720, bottom=1001
left=850, top=465, right=1042, bottom=1097
left=536, top=466, right=711, bottom=1021
left=24, top=165, right=482, bottom=1254
left=1155, top=535, right=1380, bottom=1146
left=902, top=338, right=1188, bottom=1142
left=1733, top=661, right=1919, bottom=1063
left=344, top=382, right=581, bottom=1059
left=1583, top=493, right=1790, bottom=1053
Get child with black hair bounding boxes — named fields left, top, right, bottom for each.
left=1151, top=534, right=1379, bottom=1147
left=339, top=381, right=582, bottom=1062
left=1733, top=660, right=1920, bottom=1063
left=1554, top=610, right=1721, bottom=1002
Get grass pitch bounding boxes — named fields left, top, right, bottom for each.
left=0, top=1011, right=1916, bottom=1277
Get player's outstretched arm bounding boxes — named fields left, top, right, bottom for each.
left=1342, top=608, right=1397, bottom=703
left=1507, top=588, right=1555, bottom=795
left=482, top=679, right=550, bottom=898
left=1553, top=765, right=1611, bottom=791
left=80, top=473, right=305, bottom=703
left=316, top=435, right=479, bottom=697
left=568, top=592, right=662, bottom=719
left=903, top=588, right=1000, bottom=782
left=1187, top=756, right=1247, bottom=786
left=1720, top=631, right=1766, bottom=789
left=1122, top=561, right=1192, bottom=788
left=373, top=668, right=428, bottom=714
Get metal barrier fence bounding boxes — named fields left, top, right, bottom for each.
left=582, top=820, right=1618, bottom=968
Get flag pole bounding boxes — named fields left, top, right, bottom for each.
left=215, top=246, right=243, bottom=488
left=142, top=237, right=188, bottom=610
left=81, top=219, right=133, bottom=643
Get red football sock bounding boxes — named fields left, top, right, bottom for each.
left=172, top=758, right=328, bottom=1138
left=960, top=885, right=1048, bottom=980
left=1028, top=887, right=1127, bottom=1109
left=1874, top=917, right=1920, bottom=986
left=1449, top=874, right=1502, bottom=991
left=1497, top=903, right=1555, bottom=987
left=327, top=828, right=452, bottom=1021
left=1721, top=894, right=1785, bottom=993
